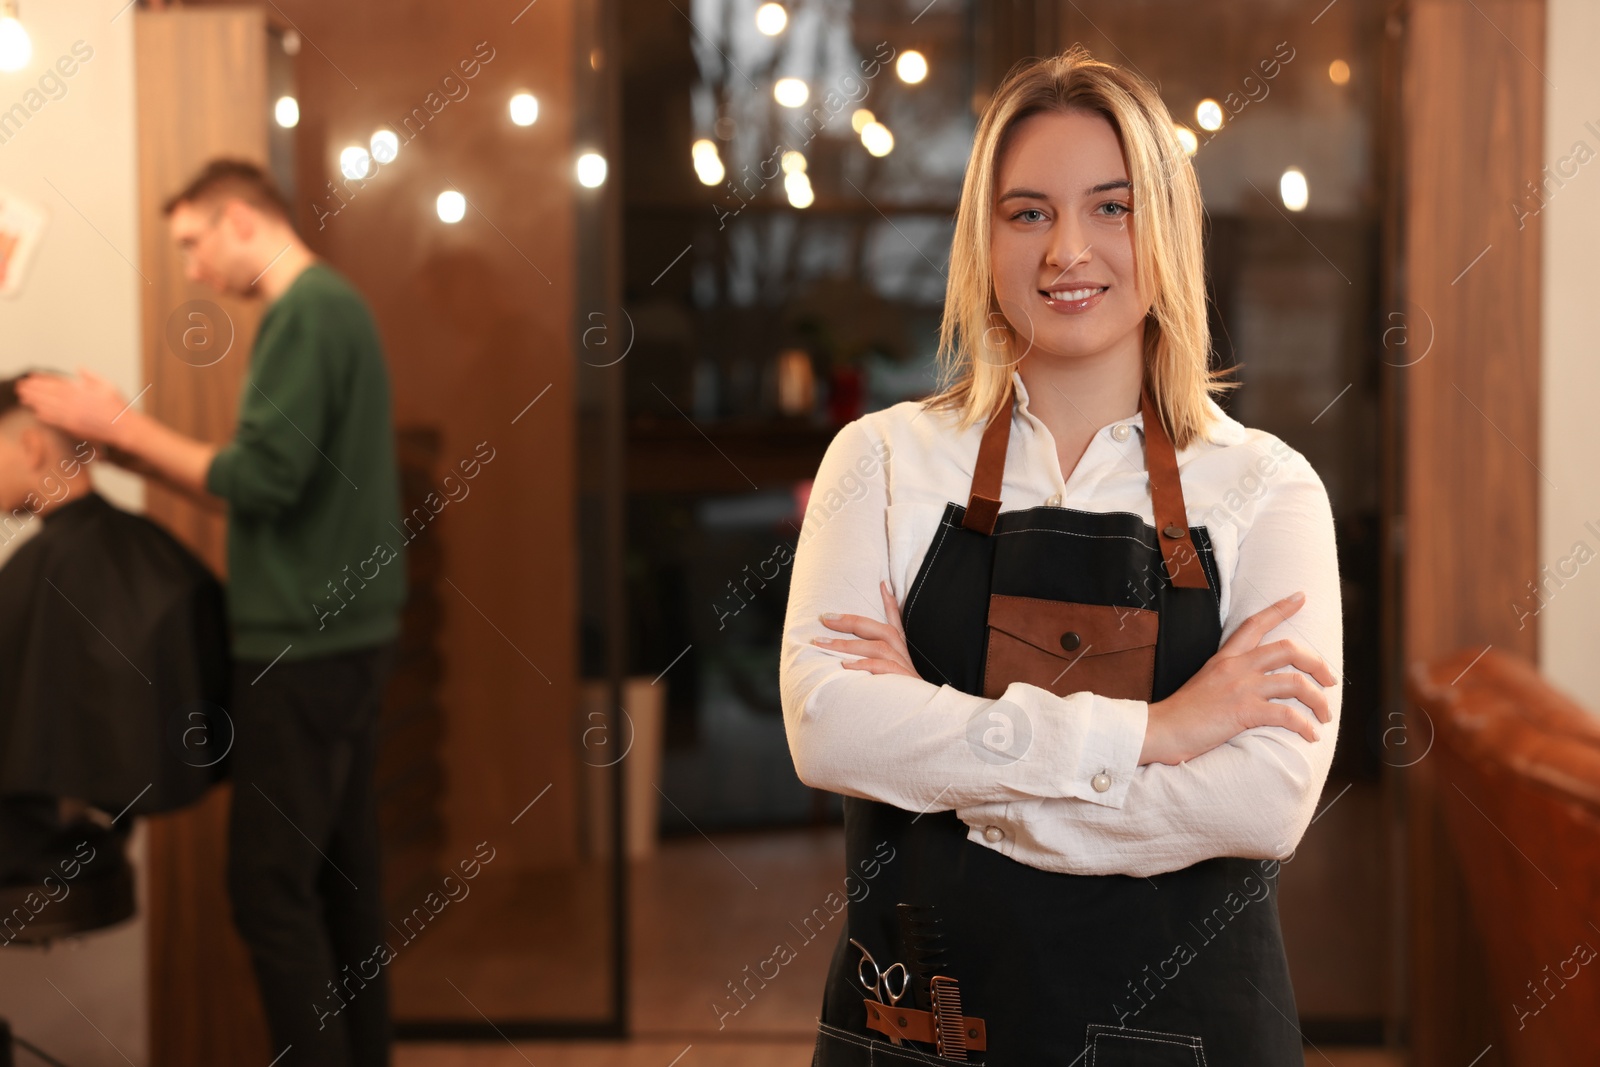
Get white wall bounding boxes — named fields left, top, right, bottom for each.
left=1539, top=0, right=1600, bottom=709
left=0, top=1, right=149, bottom=1063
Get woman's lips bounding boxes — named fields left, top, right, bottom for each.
left=1040, top=285, right=1108, bottom=313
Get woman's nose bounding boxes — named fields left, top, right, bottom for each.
left=1045, top=222, right=1091, bottom=273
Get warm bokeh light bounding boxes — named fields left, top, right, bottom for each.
left=896, top=50, right=928, bottom=84
left=861, top=121, right=894, bottom=157
left=1174, top=124, right=1198, bottom=157
left=0, top=15, right=31, bottom=73
left=785, top=171, right=814, bottom=209
left=436, top=190, right=466, bottom=223
left=273, top=96, right=300, bottom=129
left=339, top=146, right=371, bottom=181
left=370, top=129, right=399, bottom=164
left=1195, top=99, right=1223, bottom=132
left=774, top=77, right=809, bottom=108
left=577, top=152, right=608, bottom=188
left=851, top=108, right=875, bottom=134
left=1328, top=59, right=1351, bottom=85
left=692, top=139, right=725, bottom=186
left=781, top=150, right=807, bottom=175
left=1280, top=167, right=1309, bottom=211
left=510, top=92, right=539, bottom=126
left=755, top=2, right=787, bottom=35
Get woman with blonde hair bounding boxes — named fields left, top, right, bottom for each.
left=780, top=44, right=1342, bottom=1064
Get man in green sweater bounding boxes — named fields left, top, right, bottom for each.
left=20, top=159, right=405, bottom=1067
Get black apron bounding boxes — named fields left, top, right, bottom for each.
left=811, top=388, right=1302, bottom=1065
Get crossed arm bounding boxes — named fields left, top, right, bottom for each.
left=778, top=419, right=1344, bottom=877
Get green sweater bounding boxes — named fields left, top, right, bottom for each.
left=205, top=261, right=407, bottom=661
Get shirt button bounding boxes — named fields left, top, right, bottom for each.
left=1046, top=493, right=1062, bottom=506
left=1091, top=772, right=1112, bottom=793
left=983, top=825, right=1004, bottom=843
left=1111, top=424, right=1132, bottom=442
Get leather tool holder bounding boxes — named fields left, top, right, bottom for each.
left=982, top=594, right=1157, bottom=702
left=864, top=999, right=989, bottom=1052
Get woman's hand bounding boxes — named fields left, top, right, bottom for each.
left=813, top=580, right=922, bottom=680
left=1140, top=591, right=1338, bottom=766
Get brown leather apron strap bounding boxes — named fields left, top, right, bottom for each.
left=1140, top=387, right=1210, bottom=590
left=960, top=399, right=1012, bottom=535
left=959, top=384, right=1210, bottom=591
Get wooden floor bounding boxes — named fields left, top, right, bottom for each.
left=395, top=1038, right=1407, bottom=1066
left=390, top=822, right=1405, bottom=1066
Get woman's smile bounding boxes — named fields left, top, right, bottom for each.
left=1040, top=284, right=1110, bottom=313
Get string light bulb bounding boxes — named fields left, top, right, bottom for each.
left=0, top=1, right=32, bottom=73
left=755, top=3, right=787, bottom=35
left=1280, top=167, right=1309, bottom=211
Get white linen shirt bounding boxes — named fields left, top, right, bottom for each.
left=778, top=370, right=1344, bottom=877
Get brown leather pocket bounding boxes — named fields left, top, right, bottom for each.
left=982, top=595, right=1157, bottom=702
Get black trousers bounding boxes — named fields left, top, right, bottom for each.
left=227, top=640, right=398, bottom=1067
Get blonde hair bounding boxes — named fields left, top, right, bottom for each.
left=921, top=45, right=1238, bottom=451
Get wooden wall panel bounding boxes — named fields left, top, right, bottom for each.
left=1398, top=1, right=1545, bottom=1064
left=139, top=0, right=587, bottom=1050
left=262, top=0, right=581, bottom=878
left=134, top=11, right=274, bottom=1067
left=135, top=8, right=266, bottom=567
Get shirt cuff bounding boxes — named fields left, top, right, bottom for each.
left=1011, top=685, right=1146, bottom=808
left=1070, top=691, right=1147, bottom=807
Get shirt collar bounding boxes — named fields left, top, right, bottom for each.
left=1010, top=368, right=1246, bottom=449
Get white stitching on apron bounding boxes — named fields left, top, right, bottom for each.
left=1086, top=1023, right=1207, bottom=1066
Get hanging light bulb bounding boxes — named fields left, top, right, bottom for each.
left=370, top=129, right=400, bottom=164
left=896, top=50, right=928, bottom=84
left=1279, top=167, right=1309, bottom=211
left=576, top=152, right=608, bottom=188
left=860, top=121, right=894, bottom=157
left=773, top=77, right=809, bottom=108
left=274, top=96, right=300, bottom=129
left=509, top=92, right=539, bottom=126
left=339, top=145, right=372, bottom=181
left=755, top=2, right=787, bottom=36
left=436, top=191, right=467, bottom=223
left=785, top=171, right=814, bottom=209
left=691, top=138, right=725, bottom=186
left=0, top=1, right=32, bottom=73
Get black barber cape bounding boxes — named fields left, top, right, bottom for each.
left=0, top=491, right=230, bottom=814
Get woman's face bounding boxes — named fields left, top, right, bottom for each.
left=989, top=108, right=1150, bottom=365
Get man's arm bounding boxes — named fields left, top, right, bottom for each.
left=102, top=424, right=222, bottom=510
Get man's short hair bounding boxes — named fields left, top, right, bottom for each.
left=162, top=159, right=291, bottom=224
left=0, top=370, right=64, bottom=436
left=0, top=374, right=22, bottom=423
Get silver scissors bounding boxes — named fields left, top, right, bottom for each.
left=849, top=937, right=910, bottom=1004
left=849, top=937, right=911, bottom=1043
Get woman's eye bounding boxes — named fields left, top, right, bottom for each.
left=1099, top=202, right=1131, bottom=217
left=1012, top=209, right=1046, bottom=223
